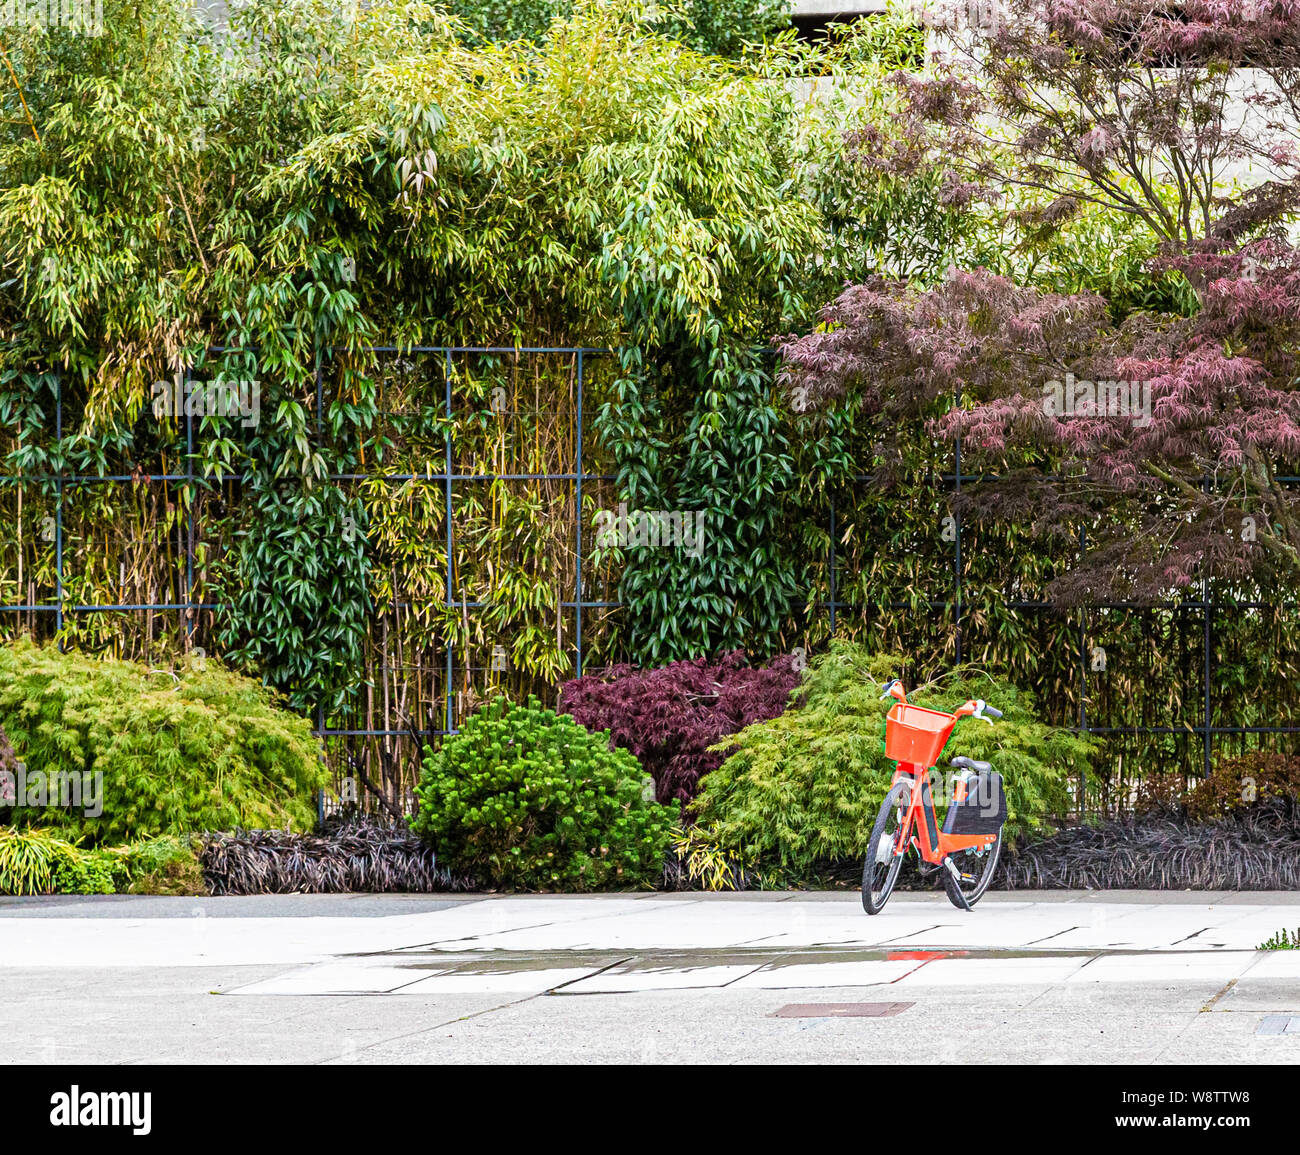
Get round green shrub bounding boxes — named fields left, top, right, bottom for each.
left=412, top=697, right=675, bottom=891
left=0, top=639, right=327, bottom=844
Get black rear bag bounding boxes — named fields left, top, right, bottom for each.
left=943, top=771, right=1006, bottom=835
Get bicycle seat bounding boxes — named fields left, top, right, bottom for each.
left=949, top=756, right=992, bottom=773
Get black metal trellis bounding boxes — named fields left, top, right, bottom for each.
left=2, top=343, right=1298, bottom=811
left=0, top=347, right=610, bottom=746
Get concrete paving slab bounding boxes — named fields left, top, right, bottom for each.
left=1241, top=951, right=1300, bottom=978
left=229, top=958, right=461, bottom=995
left=397, top=967, right=599, bottom=995
left=558, top=963, right=763, bottom=992
left=5, top=894, right=1297, bottom=967
left=0, top=913, right=460, bottom=967
left=0, top=894, right=484, bottom=918
left=1155, top=1011, right=1300, bottom=1063
left=986, top=890, right=1237, bottom=905
left=6, top=961, right=1300, bottom=1064
left=894, top=954, right=1092, bottom=986
left=1067, top=951, right=1250, bottom=984
left=728, top=958, right=923, bottom=988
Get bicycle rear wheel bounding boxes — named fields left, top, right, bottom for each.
left=861, top=781, right=912, bottom=915
left=941, top=831, right=1002, bottom=910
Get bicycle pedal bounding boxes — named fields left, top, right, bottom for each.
left=943, top=859, right=973, bottom=884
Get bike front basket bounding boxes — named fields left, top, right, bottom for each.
left=884, top=703, right=956, bottom=767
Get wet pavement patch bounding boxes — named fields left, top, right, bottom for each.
left=1255, top=1015, right=1300, bottom=1035
left=772, top=1002, right=913, bottom=1018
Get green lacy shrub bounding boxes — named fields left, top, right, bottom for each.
left=692, top=641, right=1094, bottom=874
left=412, top=697, right=675, bottom=890
left=0, top=639, right=327, bottom=843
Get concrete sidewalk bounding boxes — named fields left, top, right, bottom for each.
left=3, top=890, right=1299, bottom=967
left=1, top=891, right=1298, bottom=1063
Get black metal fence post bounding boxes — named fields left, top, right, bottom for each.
left=443, top=349, right=455, bottom=738
left=575, top=350, right=584, bottom=680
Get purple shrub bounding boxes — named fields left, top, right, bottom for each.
left=559, top=650, right=801, bottom=808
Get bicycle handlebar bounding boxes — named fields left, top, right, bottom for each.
left=879, top=680, right=1002, bottom=721
left=965, top=699, right=1002, bottom=725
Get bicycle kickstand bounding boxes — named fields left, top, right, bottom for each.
left=942, top=857, right=973, bottom=912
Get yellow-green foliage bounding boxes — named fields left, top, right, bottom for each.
left=0, top=828, right=206, bottom=895
left=669, top=823, right=744, bottom=891
left=693, top=641, right=1093, bottom=870
left=0, top=827, right=78, bottom=895
left=0, top=640, right=326, bottom=843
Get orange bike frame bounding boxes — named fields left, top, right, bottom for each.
left=881, top=682, right=998, bottom=864
left=888, top=765, right=997, bottom=864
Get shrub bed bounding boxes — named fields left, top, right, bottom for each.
left=0, top=828, right=204, bottom=895
left=0, top=639, right=327, bottom=842
left=999, top=799, right=1300, bottom=890
left=0, top=827, right=101, bottom=895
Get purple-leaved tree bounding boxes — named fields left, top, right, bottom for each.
left=781, top=0, right=1300, bottom=602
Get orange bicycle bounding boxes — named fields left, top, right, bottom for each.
left=862, top=679, right=1007, bottom=915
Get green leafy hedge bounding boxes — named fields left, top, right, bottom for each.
left=692, top=641, right=1093, bottom=872
left=412, top=697, right=675, bottom=890
left=0, top=640, right=327, bottom=843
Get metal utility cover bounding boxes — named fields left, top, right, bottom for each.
left=1255, top=1015, right=1300, bottom=1036
left=772, top=1002, right=913, bottom=1018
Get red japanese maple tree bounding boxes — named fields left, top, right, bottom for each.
left=780, top=0, right=1300, bottom=602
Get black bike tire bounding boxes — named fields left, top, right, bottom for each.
left=861, top=781, right=911, bottom=915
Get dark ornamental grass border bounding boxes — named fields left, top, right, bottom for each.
left=200, top=816, right=471, bottom=895
left=997, top=800, right=1300, bottom=891
left=198, top=802, right=1300, bottom=895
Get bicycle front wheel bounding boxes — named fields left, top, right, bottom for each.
left=861, top=781, right=912, bottom=915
